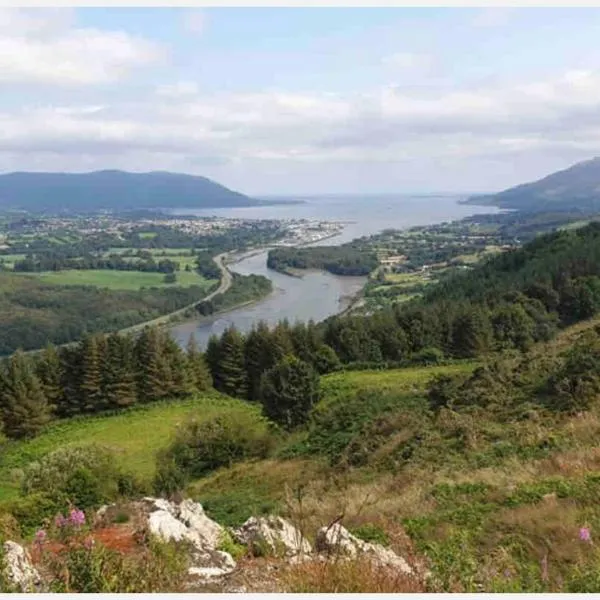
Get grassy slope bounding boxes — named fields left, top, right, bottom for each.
left=27, top=269, right=214, bottom=291
left=0, top=364, right=473, bottom=504
left=0, top=394, right=257, bottom=501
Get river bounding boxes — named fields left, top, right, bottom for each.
left=169, top=194, right=499, bottom=348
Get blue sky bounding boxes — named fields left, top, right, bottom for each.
left=3, top=7, right=600, bottom=195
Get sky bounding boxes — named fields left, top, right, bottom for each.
left=3, top=7, right=600, bottom=195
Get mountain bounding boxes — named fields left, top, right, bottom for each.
left=465, top=157, right=600, bottom=213
left=0, top=170, right=259, bottom=213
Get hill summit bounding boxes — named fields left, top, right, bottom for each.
left=466, top=157, right=600, bottom=212
left=0, top=169, right=258, bottom=213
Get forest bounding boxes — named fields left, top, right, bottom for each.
left=267, top=245, right=379, bottom=276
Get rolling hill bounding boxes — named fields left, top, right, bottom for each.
left=466, top=157, right=600, bottom=213
left=0, top=170, right=259, bottom=213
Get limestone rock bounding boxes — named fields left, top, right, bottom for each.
left=141, top=497, right=236, bottom=580
left=315, top=523, right=412, bottom=574
left=233, top=516, right=311, bottom=558
left=3, top=541, right=43, bottom=592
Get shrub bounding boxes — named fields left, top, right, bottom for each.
left=217, top=530, right=247, bottom=561
left=3, top=492, right=67, bottom=537
left=260, top=356, right=320, bottom=430
left=350, top=523, right=390, bottom=547
left=154, top=408, right=275, bottom=494
left=21, top=444, right=128, bottom=510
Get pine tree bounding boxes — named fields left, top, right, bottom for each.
left=186, top=334, right=213, bottom=391
left=79, top=335, right=105, bottom=413
left=35, top=342, right=64, bottom=413
left=135, top=326, right=171, bottom=402
left=205, top=335, right=222, bottom=390
left=163, top=334, right=194, bottom=397
left=244, top=321, right=275, bottom=401
left=0, top=350, right=52, bottom=439
left=216, top=326, right=247, bottom=398
left=103, top=333, right=138, bottom=409
left=59, top=345, right=83, bottom=417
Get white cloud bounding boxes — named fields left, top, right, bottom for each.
left=0, top=8, right=164, bottom=86
left=382, top=52, right=434, bottom=72
left=156, top=81, right=200, bottom=98
left=3, top=65, right=600, bottom=189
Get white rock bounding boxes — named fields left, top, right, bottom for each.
left=178, top=499, right=223, bottom=549
left=188, top=566, right=233, bottom=579
left=234, top=516, right=311, bottom=558
left=148, top=510, right=191, bottom=545
left=3, top=541, right=42, bottom=592
left=143, top=497, right=236, bottom=580
left=315, top=524, right=412, bottom=574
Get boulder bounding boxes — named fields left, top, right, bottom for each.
left=233, top=516, right=311, bottom=558
left=3, top=541, right=43, bottom=592
left=315, top=523, right=412, bottom=574
left=141, top=497, right=236, bottom=580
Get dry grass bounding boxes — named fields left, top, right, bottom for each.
left=281, top=557, right=426, bottom=593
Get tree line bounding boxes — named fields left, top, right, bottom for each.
left=12, top=254, right=180, bottom=274
left=0, top=327, right=212, bottom=440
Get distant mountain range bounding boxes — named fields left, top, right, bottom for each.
left=0, top=170, right=266, bottom=213
left=465, top=158, right=600, bottom=213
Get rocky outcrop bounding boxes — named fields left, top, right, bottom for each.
left=233, top=516, right=311, bottom=558
left=2, top=541, right=43, bottom=592
left=140, top=497, right=236, bottom=581
left=315, top=523, right=413, bottom=574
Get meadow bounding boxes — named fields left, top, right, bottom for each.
left=29, top=269, right=214, bottom=291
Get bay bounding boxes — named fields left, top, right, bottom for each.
left=169, top=194, right=498, bottom=348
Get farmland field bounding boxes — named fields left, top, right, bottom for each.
left=28, top=269, right=214, bottom=291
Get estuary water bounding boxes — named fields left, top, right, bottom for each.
left=169, top=194, right=498, bottom=348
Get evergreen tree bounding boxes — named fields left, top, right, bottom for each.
left=163, top=334, right=194, bottom=397
left=259, top=355, right=320, bottom=430
left=79, top=335, right=106, bottom=413
left=135, top=326, right=171, bottom=402
left=215, top=326, right=247, bottom=398
left=205, top=335, right=222, bottom=390
left=103, top=333, right=138, bottom=410
left=186, top=334, right=213, bottom=391
left=0, top=350, right=52, bottom=439
left=36, top=342, right=64, bottom=413
left=244, top=321, right=276, bottom=401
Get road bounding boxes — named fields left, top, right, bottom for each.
left=115, top=252, right=233, bottom=336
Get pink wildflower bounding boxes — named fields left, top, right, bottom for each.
left=69, top=508, right=86, bottom=527
left=34, top=530, right=46, bottom=545
left=579, top=527, right=592, bottom=542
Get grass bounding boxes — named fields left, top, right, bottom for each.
left=0, top=394, right=257, bottom=501
left=27, top=269, right=214, bottom=291
left=319, top=363, right=477, bottom=409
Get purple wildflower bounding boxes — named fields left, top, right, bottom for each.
left=503, top=568, right=512, bottom=579
left=54, top=514, right=67, bottom=528
left=34, top=530, right=47, bottom=545
left=69, top=508, right=86, bottom=527
left=579, top=527, right=592, bottom=542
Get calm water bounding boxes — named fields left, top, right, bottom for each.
left=169, top=195, right=498, bottom=348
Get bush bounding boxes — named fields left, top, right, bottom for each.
left=21, top=444, right=128, bottom=510
left=350, top=523, right=390, bottom=547
left=154, top=408, right=275, bottom=494
left=3, top=492, right=67, bottom=537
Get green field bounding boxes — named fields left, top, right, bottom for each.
left=0, top=394, right=256, bottom=501
left=29, top=269, right=214, bottom=291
